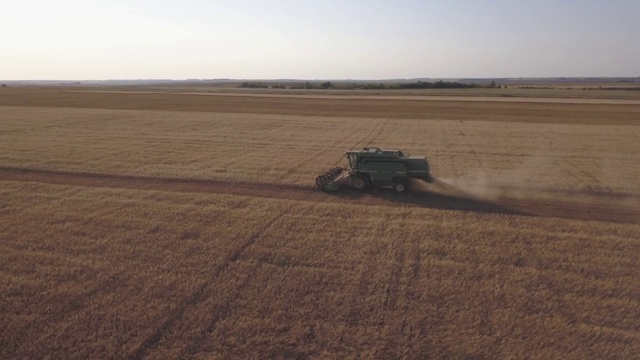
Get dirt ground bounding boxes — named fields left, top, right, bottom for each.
left=1, top=87, right=639, bottom=359
left=1, top=87, right=640, bottom=125
left=1, top=167, right=638, bottom=225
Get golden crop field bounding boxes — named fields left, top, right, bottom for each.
left=1, top=87, right=639, bottom=359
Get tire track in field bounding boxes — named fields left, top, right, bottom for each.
left=1, top=166, right=639, bottom=224
left=344, top=258, right=377, bottom=327
left=457, top=128, right=484, bottom=169
left=129, top=200, right=302, bottom=360
left=404, top=233, right=424, bottom=358
left=376, top=238, right=407, bottom=357
left=562, top=156, right=613, bottom=193
left=284, top=117, right=386, bottom=179
left=546, top=141, right=613, bottom=193
left=178, top=196, right=323, bottom=357
left=175, top=259, right=264, bottom=357
left=382, top=243, right=405, bottom=312
left=323, top=118, right=386, bottom=171
left=6, top=264, right=132, bottom=354
left=363, top=118, right=386, bottom=149
left=326, top=119, right=384, bottom=167
left=275, top=120, right=368, bottom=183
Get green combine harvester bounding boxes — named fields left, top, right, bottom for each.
left=315, top=147, right=433, bottom=192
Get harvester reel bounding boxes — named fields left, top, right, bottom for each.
left=315, top=175, right=328, bottom=187
left=315, top=167, right=345, bottom=188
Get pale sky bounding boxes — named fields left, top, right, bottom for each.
left=2, top=0, right=639, bottom=80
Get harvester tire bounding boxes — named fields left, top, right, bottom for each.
left=393, top=181, right=408, bottom=193
left=353, top=175, right=370, bottom=191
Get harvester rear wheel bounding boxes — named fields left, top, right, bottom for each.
left=393, top=181, right=408, bottom=193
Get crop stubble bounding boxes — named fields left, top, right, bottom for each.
left=1, top=88, right=639, bottom=359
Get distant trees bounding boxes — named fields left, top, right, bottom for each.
left=392, top=81, right=478, bottom=89
left=239, top=82, right=269, bottom=88
left=236, top=80, right=500, bottom=90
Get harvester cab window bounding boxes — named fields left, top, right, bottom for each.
left=348, top=153, right=358, bottom=169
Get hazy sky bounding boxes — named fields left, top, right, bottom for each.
left=2, top=0, right=639, bottom=80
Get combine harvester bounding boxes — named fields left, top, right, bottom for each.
left=315, top=147, right=433, bottom=193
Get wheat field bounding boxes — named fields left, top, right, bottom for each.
left=1, top=87, right=639, bottom=359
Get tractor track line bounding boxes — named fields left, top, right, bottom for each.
left=129, top=204, right=295, bottom=360
left=0, top=166, right=316, bottom=201
left=1, top=166, right=639, bottom=224
left=180, top=195, right=324, bottom=357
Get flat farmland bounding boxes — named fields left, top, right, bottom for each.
left=1, top=88, right=639, bottom=359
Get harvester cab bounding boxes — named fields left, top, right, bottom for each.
left=316, top=147, right=433, bottom=193
left=347, top=152, right=358, bottom=170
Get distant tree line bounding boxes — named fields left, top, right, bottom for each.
left=392, top=80, right=482, bottom=89
left=239, top=82, right=270, bottom=88
left=239, top=81, right=334, bottom=89
left=238, top=80, right=501, bottom=90
left=582, top=86, right=640, bottom=91
left=335, top=80, right=499, bottom=90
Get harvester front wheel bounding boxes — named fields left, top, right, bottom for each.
left=353, top=175, right=370, bottom=191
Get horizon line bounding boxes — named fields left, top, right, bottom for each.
left=2, top=76, right=640, bottom=83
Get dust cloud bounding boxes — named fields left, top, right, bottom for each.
left=412, top=141, right=560, bottom=202
left=410, top=177, right=502, bottom=201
